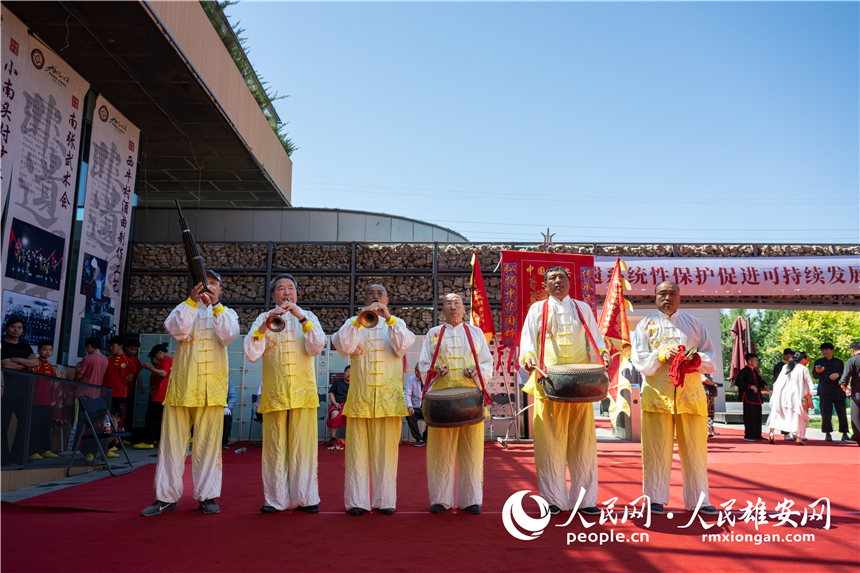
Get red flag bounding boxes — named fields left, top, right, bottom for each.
left=597, top=258, right=633, bottom=430
left=470, top=252, right=496, bottom=343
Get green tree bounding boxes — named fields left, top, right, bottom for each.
left=770, top=311, right=860, bottom=364
left=753, top=309, right=794, bottom=384
left=719, top=309, right=795, bottom=386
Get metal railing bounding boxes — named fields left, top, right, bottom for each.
left=1, top=368, right=112, bottom=470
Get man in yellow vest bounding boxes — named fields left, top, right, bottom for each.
left=418, top=293, right=492, bottom=515
left=630, top=280, right=719, bottom=516
left=520, top=267, right=609, bottom=516
left=141, top=271, right=239, bottom=516
left=244, top=273, right=326, bottom=514
left=333, top=284, right=415, bottom=516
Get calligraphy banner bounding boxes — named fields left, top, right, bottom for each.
left=1, top=6, right=89, bottom=354
left=500, top=251, right=595, bottom=348
left=67, top=95, right=140, bottom=359
left=592, top=256, right=860, bottom=297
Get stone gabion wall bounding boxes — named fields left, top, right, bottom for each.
left=127, top=241, right=858, bottom=336
left=355, top=276, right=433, bottom=301
left=131, top=243, right=267, bottom=269
left=274, top=244, right=350, bottom=269
left=357, top=244, right=433, bottom=269
left=129, top=275, right=187, bottom=301
left=294, top=275, right=351, bottom=301
left=126, top=307, right=172, bottom=334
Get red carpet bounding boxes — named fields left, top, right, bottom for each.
left=3, top=427, right=859, bottom=573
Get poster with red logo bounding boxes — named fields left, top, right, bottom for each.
left=67, top=95, right=140, bottom=360
left=0, top=6, right=89, bottom=355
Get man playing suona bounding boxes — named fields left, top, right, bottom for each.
left=245, top=274, right=325, bottom=514
left=332, top=284, right=415, bottom=516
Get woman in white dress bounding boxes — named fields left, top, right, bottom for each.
left=766, top=351, right=813, bottom=445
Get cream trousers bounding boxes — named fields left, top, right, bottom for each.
left=344, top=417, right=401, bottom=511
left=426, top=422, right=484, bottom=509
left=532, top=400, right=598, bottom=510
left=153, top=404, right=223, bottom=503
left=642, top=411, right=710, bottom=509
left=262, top=408, right=320, bottom=510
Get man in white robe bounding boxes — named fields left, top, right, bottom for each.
left=141, top=271, right=239, bottom=517
left=333, top=285, right=415, bottom=515
left=244, top=274, right=326, bottom=514
left=520, top=267, right=609, bottom=516
left=418, top=294, right=492, bottom=514
left=630, top=281, right=719, bottom=516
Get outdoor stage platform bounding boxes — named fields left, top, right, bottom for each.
left=2, top=421, right=858, bottom=573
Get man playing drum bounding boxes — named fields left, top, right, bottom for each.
left=630, top=281, right=719, bottom=516
left=333, top=284, right=415, bottom=516
left=418, top=293, right=493, bottom=515
left=244, top=274, right=326, bottom=514
left=520, top=267, right=609, bottom=516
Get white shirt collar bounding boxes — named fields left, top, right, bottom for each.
left=658, top=310, right=678, bottom=320
left=549, top=294, right=570, bottom=306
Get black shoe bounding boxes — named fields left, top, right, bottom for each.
left=430, top=504, right=446, bottom=513
left=261, top=505, right=279, bottom=513
left=297, top=505, right=319, bottom=514
left=579, top=506, right=601, bottom=516
left=377, top=508, right=395, bottom=515
left=841, top=434, right=853, bottom=443
left=548, top=504, right=561, bottom=515
left=743, top=438, right=757, bottom=442
left=327, top=438, right=335, bottom=447
left=347, top=508, right=366, bottom=516
left=650, top=503, right=665, bottom=515
left=698, top=505, right=719, bottom=516
left=141, top=500, right=178, bottom=517
left=825, top=433, right=833, bottom=442
left=414, top=441, right=426, bottom=447
left=198, top=499, right=220, bottom=515
left=464, top=505, right=482, bottom=515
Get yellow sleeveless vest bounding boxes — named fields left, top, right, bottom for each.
left=523, top=301, right=589, bottom=400
left=425, top=324, right=479, bottom=391
left=165, top=306, right=229, bottom=407
left=258, top=314, right=319, bottom=413
left=640, top=317, right=706, bottom=416
left=343, top=321, right=408, bottom=418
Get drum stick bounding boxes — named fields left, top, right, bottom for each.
left=535, top=366, right=548, bottom=378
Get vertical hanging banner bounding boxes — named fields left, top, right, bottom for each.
left=67, top=95, right=139, bottom=360
left=499, top=251, right=595, bottom=349
left=0, top=6, right=89, bottom=355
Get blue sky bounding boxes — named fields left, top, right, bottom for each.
left=229, top=1, right=859, bottom=244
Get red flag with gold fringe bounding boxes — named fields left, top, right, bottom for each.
left=470, top=252, right=496, bottom=343
left=597, top=258, right=634, bottom=431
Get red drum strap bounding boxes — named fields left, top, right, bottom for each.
left=540, top=298, right=602, bottom=368
left=420, top=324, right=446, bottom=402
left=463, top=323, right=494, bottom=406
